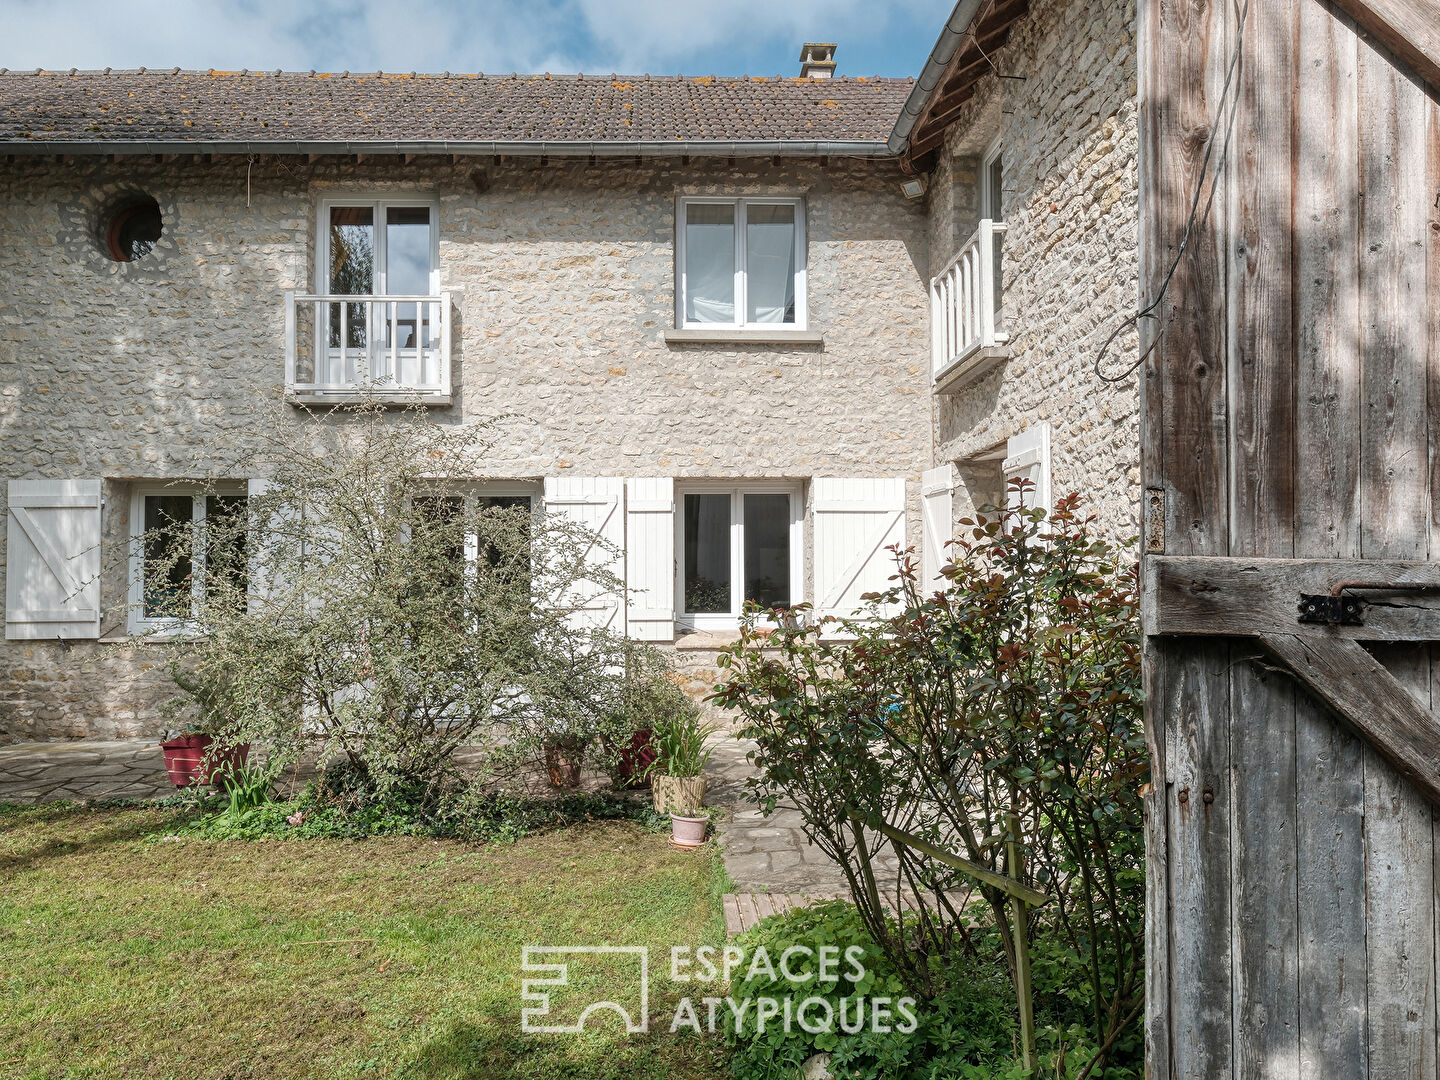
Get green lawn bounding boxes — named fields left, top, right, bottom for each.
left=0, top=804, right=732, bottom=1080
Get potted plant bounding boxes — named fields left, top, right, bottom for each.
left=160, top=662, right=249, bottom=788
left=608, top=641, right=686, bottom=789
left=160, top=729, right=249, bottom=788
left=670, top=803, right=709, bottom=849
left=649, top=705, right=717, bottom=820
left=543, top=734, right=585, bottom=789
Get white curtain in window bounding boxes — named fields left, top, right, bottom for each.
left=684, top=205, right=736, bottom=323
left=746, top=204, right=796, bottom=324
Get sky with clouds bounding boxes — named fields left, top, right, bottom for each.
left=0, top=1, right=952, bottom=79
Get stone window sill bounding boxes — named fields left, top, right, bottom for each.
left=287, top=392, right=452, bottom=407
left=664, top=328, right=824, bottom=345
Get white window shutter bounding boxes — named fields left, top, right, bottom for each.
left=245, top=478, right=282, bottom=610
left=6, top=479, right=102, bottom=640
left=543, top=477, right=626, bottom=633
left=625, top=477, right=675, bottom=641
left=812, top=477, right=906, bottom=621
left=1004, top=424, right=1052, bottom=517
left=921, top=464, right=955, bottom=592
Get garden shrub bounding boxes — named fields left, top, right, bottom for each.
left=138, top=402, right=676, bottom=800
left=725, top=900, right=1015, bottom=1080
left=166, top=778, right=656, bottom=844
left=714, top=488, right=1146, bottom=1078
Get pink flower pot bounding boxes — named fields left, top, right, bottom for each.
left=671, top=813, right=708, bottom=848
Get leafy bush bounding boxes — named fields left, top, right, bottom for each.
left=651, top=703, right=716, bottom=779
left=167, top=775, right=655, bottom=844
left=725, top=901, right=1015, bottom=1080
left=714, top=489, right=1146, bottom=1078
left=139, top=402, right=673, bottom=800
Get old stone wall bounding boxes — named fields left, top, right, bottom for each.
left=928, top=0, right=1141, bottom=539
left=0, top=155, right=931, bottom=741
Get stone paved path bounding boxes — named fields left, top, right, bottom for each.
left=0, top=740, right=173, bottom=803
left=706, top=735, right=899, bottom=901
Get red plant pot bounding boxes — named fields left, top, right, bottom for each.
left=545, top=742, right=583, bottom=789
left=159, top=734, right=249, bottom=788
left=615, top=728, right=657, bottom=789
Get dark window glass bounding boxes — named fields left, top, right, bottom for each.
left=328, top=206, right=375, bottom=349
left=203, top=494, right=249, bottom=599
left=143, top=495, right=193, bottom=618
left=684, top=493, right=732, bottom=613
left=106, top=199, right=162, bottom=262
left=412, top=496, right=466, bottom=596
left=743, top=494, right=791, bottom=610
left=477, top=495, right=532, bottom=575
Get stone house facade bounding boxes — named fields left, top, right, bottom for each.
left=899, top=0, right=1141, bottom=587
left=0, top=0, right=1142, bottom=743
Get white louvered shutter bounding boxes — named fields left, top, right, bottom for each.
left=5, top=479, right=102, bottom=640
left=921, top=464, right=955, bottom=592
left=1004, top=424, right=1052, bottom=517
left=812, top=477, right=906, bottom=621
left=625, top=477, right=675, bottom=641
left=543, top=477, right=626, bottom=633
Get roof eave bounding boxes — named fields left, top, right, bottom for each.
left=0, top=138, right=897, bottom=158
left=887, top=0, right=987, bottom=156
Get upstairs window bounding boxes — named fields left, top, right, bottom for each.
left=311, top=197, right=442, bottom=392
left=677, top=197, right=807, bottom=330
left=980, top=138, right=1003, bottom=221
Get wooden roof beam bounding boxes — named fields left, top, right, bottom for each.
left=1329, top=0, right=1440, bottom=92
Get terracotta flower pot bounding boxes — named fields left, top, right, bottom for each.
left=671, top=813, right=709, bottom=848
left=545, top=741, right=584, bottom=789
left=159, top=734, right=249, bottom=788
left=614, top=728, right=657, bottom=789
left=652, top=774, right=707, bottom=815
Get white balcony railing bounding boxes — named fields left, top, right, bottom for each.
left=285, top=291, right=454, bottom=400
left=930, top=219, right=1008, bottom=383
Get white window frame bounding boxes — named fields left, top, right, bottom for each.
left=980, top=137, right=1003, bottom=221
left=675, top=196, right=808, bottom=331
left=127, top=483, right=248, bottom=637
left=457, top=481, right=540, bottom=571
left=407, top=480, right=539, bottom=576
left=675, top=481, right=804, bottom=631
left=315, top=194, right=441, bottom=298
left=313, top=195, right=441, bottom=383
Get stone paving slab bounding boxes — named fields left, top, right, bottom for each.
left=705, top=735, right=901, bottom=900
left=0, top=740, right=173, bottom=803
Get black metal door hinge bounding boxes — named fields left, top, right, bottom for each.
left=1297, top=594, right=1364, bottom=626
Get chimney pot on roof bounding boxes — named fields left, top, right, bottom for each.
left=799, top=42, right=837, bottom=79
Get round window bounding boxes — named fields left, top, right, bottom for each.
left=105, top=198, right=163, bottom=262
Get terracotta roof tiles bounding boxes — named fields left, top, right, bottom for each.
left=0, top=69, right=913, bottom=150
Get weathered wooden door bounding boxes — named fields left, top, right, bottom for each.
left=1141, top=0, right=1440, bottom=1076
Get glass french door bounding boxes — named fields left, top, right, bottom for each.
left=322, top=199, right=439, bottom=389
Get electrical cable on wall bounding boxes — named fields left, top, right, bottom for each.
left=1093, top=0, right=1250, bottom=384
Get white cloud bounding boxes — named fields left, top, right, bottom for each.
left=0, top=0, right=947, bottom=74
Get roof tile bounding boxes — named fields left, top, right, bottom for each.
left=0, top=70, right=912, bottom=147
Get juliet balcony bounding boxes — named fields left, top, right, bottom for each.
left=284, top=291, right=455, bottom=404
left=930, top=219, right=1009, bottom=393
